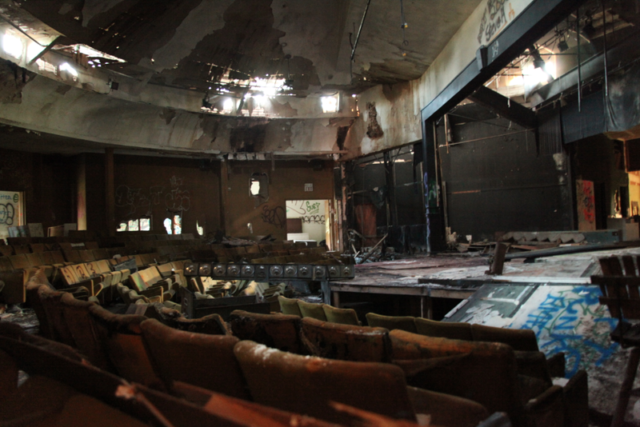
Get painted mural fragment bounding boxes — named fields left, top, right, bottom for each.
left=510, top=285, right=619, bottom=377
left=576, top=179, right=596, bottom=231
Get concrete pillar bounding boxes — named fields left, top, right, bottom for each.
left=105, top=148, right=115, bottom=236
left=76, top=154, right=87, bottom=230
left=219, top=160, right=229, bottom=235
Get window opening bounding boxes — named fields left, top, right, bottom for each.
left=127, top=219, right=139, bottom=231
left=163, top=218, right=173, bottom=235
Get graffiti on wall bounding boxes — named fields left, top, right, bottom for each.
left=165, top=176, right=191, bottom=213
left=301, top=215, right=325, bottom=224
left=115, top=176, right=190, bottom=215
left=0, top=203, right=15, bottom=225
left=477, top=0, right=515, bottom=45
left=260, top=205, right=286, bottom=228
left=576, top=179, right=596, bottom=231
left=515, top=286, right=618, bottom=377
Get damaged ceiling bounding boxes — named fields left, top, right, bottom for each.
left=13, top=0, right=482, bottom=96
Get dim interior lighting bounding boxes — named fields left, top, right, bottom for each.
left=223, top=98, right=235, bottom=112
left=253, top=94, right=265, bottom=107
left=27, top=42, right=44, bottom=62
left=3, top=32, right=23, bottom=59
left=60, top=62, right=78, bottom=77
left=321, top=95, right=339, bottom=113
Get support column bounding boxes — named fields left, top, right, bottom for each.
left=219, top=160, right=229, bottom=235
left=422, top=119, right=445, bottom=253
left=105, top=148, right=115, bottom=236
left=76, top=154, right=87, bottom=231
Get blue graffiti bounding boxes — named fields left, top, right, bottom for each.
left=520, top=286, right=619, bottom=377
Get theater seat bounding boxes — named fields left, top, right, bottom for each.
left=234, top=340, right=489, bottom=427
left=88, top=305, right=163, bottom=388
left=277, top=295, right=302, bottom=316
left=300, top=317, right=392, bottom=363
left=414, top=317, right=473, bottom=341
left=228, top=310, right=304, bottom=354
left=365, top=312, right=417, bottom=333
left=297, top=300, right=327, bottom=321
left=140, top=319, right=250, bottom=399
left=322, top=305, right=361, bottom=326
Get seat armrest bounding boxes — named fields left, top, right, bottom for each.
left=515, top=351, right=552, bottom=386
left=393, top=354, right=469, bottom=377
left=562, top=370, right=588, bottom=427
left=407, top=385, right=490, bottom=427
left=546, top=352, right=566, bottom=378
left=523, top=385, right=564, bottom=427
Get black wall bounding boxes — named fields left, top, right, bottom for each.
left=438, top=103, right=574, bottom=241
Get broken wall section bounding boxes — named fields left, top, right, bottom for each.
left=343, top=144, right=426, bottom=253
left=223, top=160, right=334, bottom=241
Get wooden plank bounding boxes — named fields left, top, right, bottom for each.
left=328, top=283, right=474, bottom=299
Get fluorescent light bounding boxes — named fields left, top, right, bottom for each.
left=321, top=95, right=338, bottom=113
left=60, top=62, right=78, bottom=77
left=3, top=33, right=23, bottom=59
left=223, top=98, right=234, bottom=112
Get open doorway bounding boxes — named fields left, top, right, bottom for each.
left=286, top=200, right=332, bottom=249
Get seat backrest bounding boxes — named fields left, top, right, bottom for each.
left=300, top=317, right=392, bottom=363
left=470, top=324, right=539, bottom=352
left=9, top=254, right=31, bottom=270
left=26, top=282, right=54, bottom=339
left=0, top=257, right=13, bottom=272
left=128, top=271, right=147, bottom=292
left=84, top=242, right=99, bottom=250
left=13, top=245, right=30, bottom=254
left=91, top=249, right=110, bottom=261
left=228, top=310, right=303, bottom=354
left=79, top=250, right=96, bottom=263
left=365, top=313, right=417, bottom=333
left=59, top=293, right=112, bottom=371
left=38, top=287, right=76, bottom=347
left=298, top=300, right=327, bottom=321
left=389, top=329, right=522, bottom=417
left=25, top=253, right=44, bottom=267
left=140, top=319, right=249, bottom=399
left=234, top=340, right=416, bottom=425
left=50, top=250, right=67, bottom=265
left=139, top=266, right=162, bottom=287
left=172, top=313, right=231, bottom=336
left=414, top=318, right=473, bottom=341
left=63, top=250, right=83, bottom=264
left=322, top=305, right=360, bottom=326
left=88, top=304, right=162, bottom=388
left=30, top=243, right=46, bottom=253
left=278, top=295, right=302, bottom=316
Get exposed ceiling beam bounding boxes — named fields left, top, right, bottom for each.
left=468, top=86, right=537, bottom=129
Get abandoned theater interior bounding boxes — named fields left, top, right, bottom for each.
left=5, top=0, right=640, bottom=425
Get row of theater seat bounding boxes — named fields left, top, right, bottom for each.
left=21, top=284, right=495, bottom=427
left=0, top=321, right=445, bottom=427
left=278, top=297, right=547, bottom=355
left=23, top=275, right=588, bottom=427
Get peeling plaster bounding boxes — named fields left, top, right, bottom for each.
left=0, top=76, right=339, bottom=154
left=272, top=0, right=351, bottom=87
left=81, top=0, right=127, bottom=27
left=140, top=0, right=233, bottom=72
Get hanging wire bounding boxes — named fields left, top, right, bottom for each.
left=400, top=0, right=409, bottom=56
